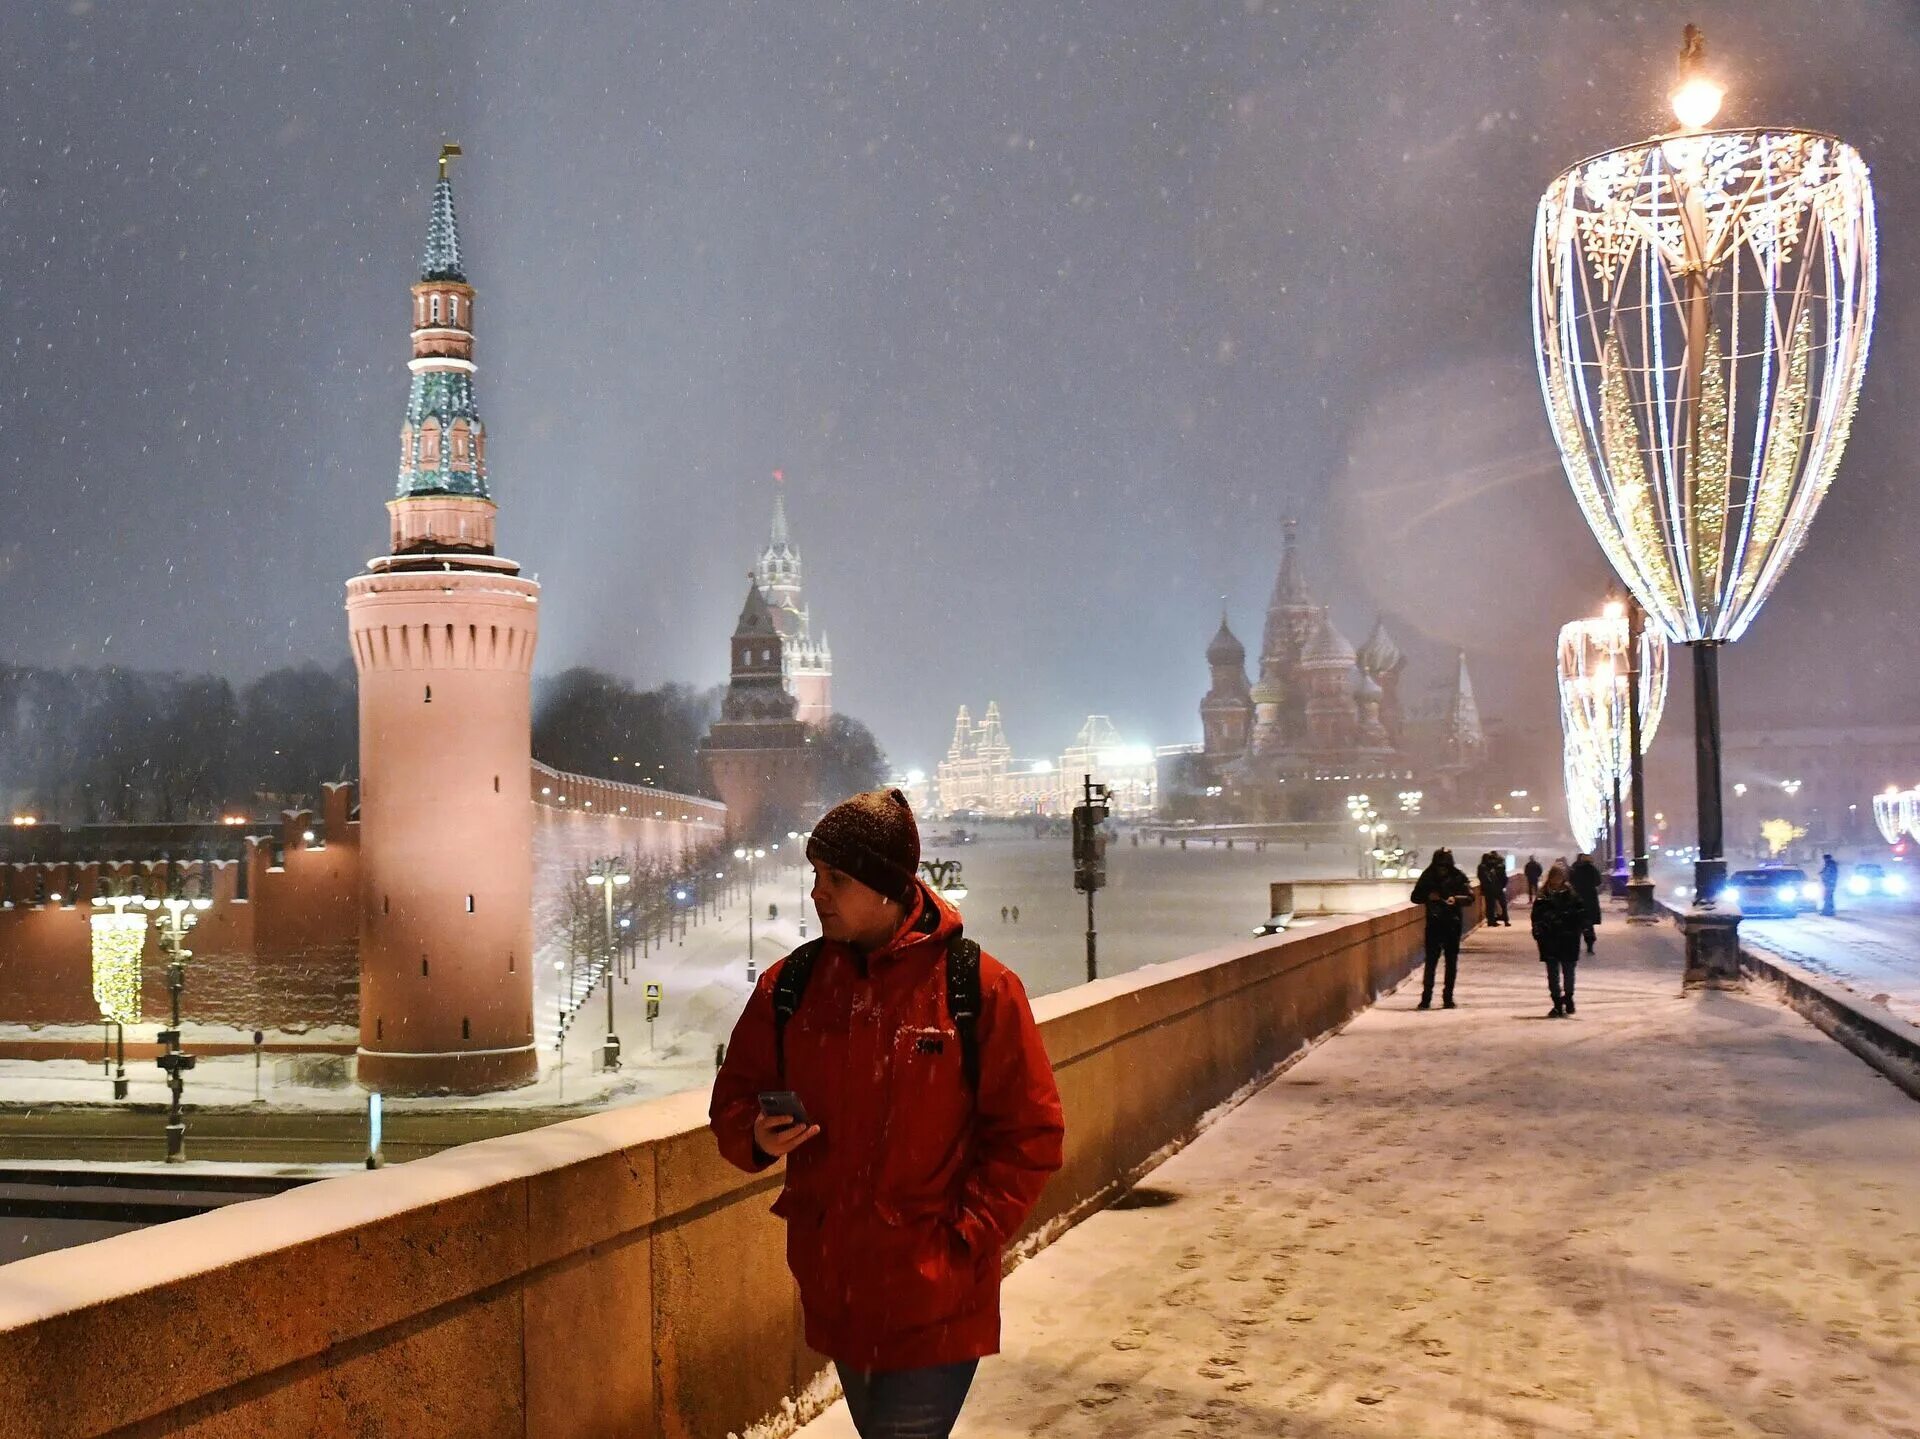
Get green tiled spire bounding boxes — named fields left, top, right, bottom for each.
left=420, top=175, right=465, bottom=283
left=396, top=149, right=489, bottom=502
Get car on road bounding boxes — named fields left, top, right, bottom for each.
left=1727, top=867, right=1814, bottom=917
left=1847, top=862, right=1909, bottom=899
left=1252, top=909, right=1294, bottom=937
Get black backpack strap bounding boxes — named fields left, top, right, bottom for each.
left=771, top=939, right=825, bottom=1083
left=946, top=935, right=983, bottom=1093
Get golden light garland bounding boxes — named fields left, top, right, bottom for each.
left=1534, top=128, right=1877, bottom=642
left=1557, top=616, right=1668, bottom=785
left=89, top=912, right=146, bottom=1025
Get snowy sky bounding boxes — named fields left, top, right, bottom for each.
left=1, top=2, right=1915, bottom=773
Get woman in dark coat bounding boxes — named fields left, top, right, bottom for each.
left=1532, top=861, right=1586, bottom=1016
left=1410, top=848, right=1474, bottom=1010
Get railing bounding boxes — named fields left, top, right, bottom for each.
left=0, top=890, right=1489, bottom=1438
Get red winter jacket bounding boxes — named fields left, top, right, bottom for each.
left=709, top=884, right=1065, bottom=1371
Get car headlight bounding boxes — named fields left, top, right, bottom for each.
left=1727, top=887, right=1745, bottom=907
left=1885, top=874, right=1908, bottom=896
left=1847, top=876, right=1870, bottom=896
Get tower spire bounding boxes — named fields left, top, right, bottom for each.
left=394, top=146, right=489, bottom=528
left=769, top=469, right=791, bottom=549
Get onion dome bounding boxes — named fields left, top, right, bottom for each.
left=1353, top=670, right=1383, bottom=701
left=1301, top=612, right=1357, bottom=668
left=1206, top=615, right=1246, bottom=667
left=1357, top=617, right=1404, bottom=677
left=1250, top=674, right=1286, bottom=709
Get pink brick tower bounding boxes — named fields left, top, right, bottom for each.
left=346, top=146, right=540, bottom=1094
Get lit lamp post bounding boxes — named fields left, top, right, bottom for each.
left=734, top=845, right=766, bottom=979
left=152, top=877, right=211, bottom=1162
left=1533, top=25, right=1877, bottom=983
left=584, top=861, right=630, bottom=1071
left=918, top=858, right=969, bottom=903
left=787, top=830, right=813, bottom=938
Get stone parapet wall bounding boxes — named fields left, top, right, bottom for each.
left=0, top=893, right=1471, bottom=1438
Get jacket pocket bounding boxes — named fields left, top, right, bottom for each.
left=855, top=1208, right=979, bottom=1331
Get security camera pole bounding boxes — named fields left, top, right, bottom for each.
left=1073, top=775, right=1110, bottom=982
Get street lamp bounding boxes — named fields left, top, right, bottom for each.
left=154, top=875, right=211, bottom=1162
left=734, top=846, right=766, bottom=978
left=584, top=861, right=630, bottom=1071
left=1533, top=25, right=1877, bottom=983
left=787, top=830, right=813, bottom=938
left=919, top=858, right=969, bottom=902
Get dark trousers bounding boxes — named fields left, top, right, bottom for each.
left=836, top=1360, right=979, bottom=1439
left=1484, top=888, right=1508, bottom=925
left=1821, top=884, right=1837, bottom=917
left=1421, top=925, right=1461, bottom=1004
left=1544, top=951, right=1578, bottom=1009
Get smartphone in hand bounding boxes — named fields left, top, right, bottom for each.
left=757, top=1090, right=810, bottom=1126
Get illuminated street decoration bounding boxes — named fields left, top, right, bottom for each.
left=89, top=911, right=146, bottom=1025
left=1873, top=790, right=1903, bottom=845
left=1902, top=790, right=1920, bottom=845
left=1562, top=744, right=1608, bottom=854
left=1534, top=126, right=1877, bottom=643
left=1557, top=616, right=1668, bottom=783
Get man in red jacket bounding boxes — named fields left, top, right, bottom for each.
left=711, top=789, right=1065, bottom=1439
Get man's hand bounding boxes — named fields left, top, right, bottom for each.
left=753, top=1113, right=821, bottom=1159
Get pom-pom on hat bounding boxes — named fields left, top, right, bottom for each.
left=805, top=788, right=921, bottom=902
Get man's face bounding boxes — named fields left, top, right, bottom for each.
left=811, top=861, right=899, bottom=948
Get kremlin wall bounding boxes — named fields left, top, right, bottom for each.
left=0, top=764, right=723, bottom=1047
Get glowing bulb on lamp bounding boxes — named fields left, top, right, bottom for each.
left=1671, top=75, right=1724, bottom=129
left=1669, top=24, right=1723, bottom=131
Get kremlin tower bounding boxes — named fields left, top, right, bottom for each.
left=754, top=472, right=833, bottom=724
left=700, top=580, right=820, bottom=839
left=345, top=147, right=540, bottom=1094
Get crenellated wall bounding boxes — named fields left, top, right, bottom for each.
left=0, top=770, right=725, bottom=1045
left=0, top=786, right=360, bottom=1033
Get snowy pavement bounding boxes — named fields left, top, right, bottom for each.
left=1730, top=905, right=1920, bottom=1030
left=797, top=903, right=1920, bottom=1438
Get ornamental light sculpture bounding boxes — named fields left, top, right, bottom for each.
left=1556, top=608, right=1669, bottom=892
left=1562, top=743, right=1609, bottom=855
left=1532, top=25, right=1876, bottom=980
left=89, top=883, right=146, bottom=1100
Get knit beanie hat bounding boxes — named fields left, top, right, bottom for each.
left=806, top=788, right=921, bottom=902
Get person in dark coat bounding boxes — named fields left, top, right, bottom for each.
left=1820, top=854, right=1840, bottom=917
left=1411, top=848, right=1474, bottom=1010
left=711, top=790, right=1065, bottom=1439
left=1568, top=853, right=1604, bottom=954
left=1477, top=852, right=1511, bottom=926
left=1531, top=862, right=1587, bottom=1017
left=1523, top=855, right=1544, bottom=904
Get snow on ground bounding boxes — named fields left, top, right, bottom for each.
left=794, top=902, right=1920, bottom=1439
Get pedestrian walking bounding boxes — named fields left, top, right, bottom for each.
left=1523, top=855, right=1543, bottom=904
left=1568, top=853, right=1604, bottom=954
left=1531, top=862, right=1586, bottom=1017
left=711, top=790, right=1065, bottom=1439
left=1820, top=853, right=1840, bottom=917
left=1477, top=852, right=1511, bottom=926
left=1010, top=905, right=1020, bottom=924
left=1000, top=905, right=1009, bottom=923
left=1411, top=848, right=1474, bottom=1010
